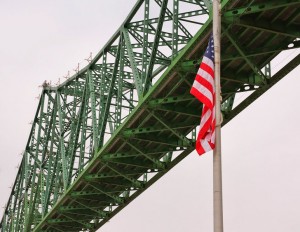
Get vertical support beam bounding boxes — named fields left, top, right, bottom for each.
left=99, top=53, right=107, bottom=121
left=116, top=39, right=125, bottom=129
left=144, top=0, right=168, bottom=95
left=213, top=1, right=223, bottom=232
left=43, top=96, right=59, bottom=211
left=43, top=94, right=57, bottom=216
left=39, top=95, right=54, bottom=218
left=99, top=35, right=122, bottom=146
left=24, top=96, right=46, bottom=231
left=141, top=0, right=150, bottom=84
left=78, top=84, right=89, bottom=173
left=123, top=28, right=143, bottom=98
left=68, top=81, right=88, bottom=182
left=40, top=93, right=54, bottom=216
left=14, top=172, right=23, bottom=231
left=172, top=0, right=179, bottom=59
left=88, top=70, right=99, bottom=152
left=52, top=153, right=62, bottom=205
left=56, top=93, right=68, bottom=191
left=31, top=94, right=45, bottom=217
left=96, top=54, right=108, bottom=143
left=23, top=152, right=29, bottom=232
left=43, top=145, right=55, bottom=215
left=108, top=114, right=114, bottom=134
left=24, top=166, right=39, bottom=232
left=40, top=169, right=45, bottom=218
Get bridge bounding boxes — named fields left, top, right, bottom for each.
left=1, top=0, right=300, bottom=231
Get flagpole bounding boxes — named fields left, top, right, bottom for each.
left=213, top=0, right=223, bottom=232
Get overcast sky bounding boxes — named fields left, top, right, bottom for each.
left=0, top=1, right=300, bottom=232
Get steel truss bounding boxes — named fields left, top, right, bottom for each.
left=1, top=0, right=299, bottom=231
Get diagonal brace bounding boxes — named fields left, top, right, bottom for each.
left=223, top=29, right=267, bottom=84
left=104, top=163, right=144, bottom=189
left=149, top=110, right=193, bottom=147
left=224, top=17, right=300, bottom=38
left=124, top=139, right=166, bottom=169
left=87, top=183, right=124, bottom=204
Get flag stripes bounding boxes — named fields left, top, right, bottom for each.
left=190, top=35, right=215, bottom=155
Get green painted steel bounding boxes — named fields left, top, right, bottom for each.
left=1, top=0, right=300, bottom=231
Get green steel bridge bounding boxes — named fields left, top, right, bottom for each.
left=1, top=0, right=300, bottom=231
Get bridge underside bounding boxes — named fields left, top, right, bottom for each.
left=1, top=0, right=300, bottom=231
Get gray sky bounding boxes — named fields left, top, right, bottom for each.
left=0, top=1, right=300, bottom=232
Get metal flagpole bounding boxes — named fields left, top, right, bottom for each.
left=213, top=0, right=223, bottom=232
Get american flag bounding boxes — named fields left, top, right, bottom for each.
left=190, top=35, right=215, bottom=155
